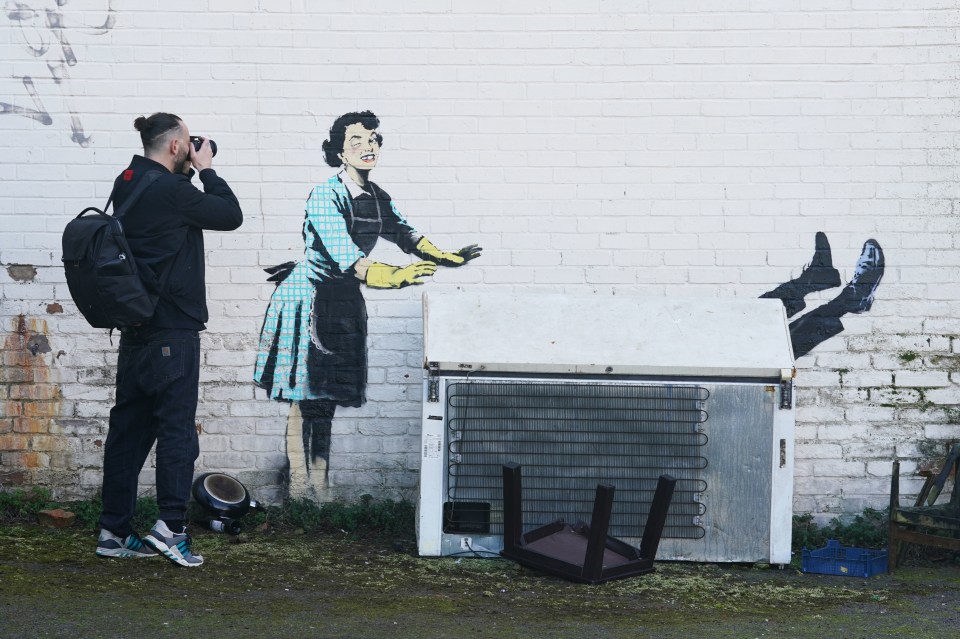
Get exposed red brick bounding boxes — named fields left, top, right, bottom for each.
left=3, top=401, right=23, bottom=416
left=14, top=418, right=51, bottom=434
left=23, top=402, right=59, bottom=418
left=10, top=384, right=60, bottom=401
left=0, top=470, right=28, bottom=485
left=5, top=451, right=48, bottom=468
left=37, top=509, right=76, bottom=528
left=0, top=368, right=31, bottom=383
left=26, top=435, right=59, bottom=451
left=0, top=316, right=72, bottom=492
left=3, top=351, right=33, bottom=368
left=0, top=434, right=29, bottom=450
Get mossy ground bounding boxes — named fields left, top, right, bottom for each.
left=1, top=523, right=958, bottom=638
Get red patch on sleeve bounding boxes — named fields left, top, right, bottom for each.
left=123, top=169, right=134, bottom=181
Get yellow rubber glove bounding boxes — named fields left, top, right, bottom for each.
left=365, top=261, right=437, bottom=289
left=415, top=237, right=482, bottom=267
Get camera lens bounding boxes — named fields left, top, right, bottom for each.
left=190, top=136, right=218, bottom=157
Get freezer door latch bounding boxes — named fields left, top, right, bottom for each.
left=779, top=369, right=794, bottom=410
left=427, top=361, right=440, bottom=403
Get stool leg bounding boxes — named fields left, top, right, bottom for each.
left=639, top=474, right=677, bottom=561
left=582, top=484, right=615, bottom=581
left=502, top=463, right=523, bottom=550
left=888, top=460, right=899, bottom=573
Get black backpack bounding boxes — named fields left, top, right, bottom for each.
left=62, top=171, right=165, bottom=329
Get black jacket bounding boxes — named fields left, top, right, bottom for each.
left=111, top=155, right=243, bottom=330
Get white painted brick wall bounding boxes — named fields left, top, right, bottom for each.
left=2, top=1, right=958, bottom=520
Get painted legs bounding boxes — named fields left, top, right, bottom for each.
left=761, top=233, right=885, bottom=358
left=284, top=399, right=336, bottom=500
left=299, top=399, right=336, bottom=482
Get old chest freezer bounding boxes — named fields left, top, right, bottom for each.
left=417, top=292, right=796, bottom=564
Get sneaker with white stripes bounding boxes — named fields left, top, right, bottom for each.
left=143, top=520, right=204, bottom=567
left=95, top=529, right=158, bottom=559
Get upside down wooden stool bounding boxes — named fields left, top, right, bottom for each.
left=888, top=444, right=960, bottom=572
left=500, top=462, right=677, bottom=584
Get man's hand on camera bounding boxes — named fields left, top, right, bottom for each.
left=190, top=137, right=214, bottom=172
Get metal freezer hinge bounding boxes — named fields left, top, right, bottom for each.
left=779, top=369, right=794, bottom=410
left=427, top=362, right=439, bottom=403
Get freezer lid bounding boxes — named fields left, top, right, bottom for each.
left=423, top=291, right=795, bottom=378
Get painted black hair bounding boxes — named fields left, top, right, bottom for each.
left=133, top=112, right=183, bottom=153
left=321, top=110, right=384, bottom=168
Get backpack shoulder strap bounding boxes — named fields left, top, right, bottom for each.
left=111, top=170, right=163, bottom=219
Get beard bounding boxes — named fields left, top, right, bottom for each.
left=172, top=146, right=191, bottom=174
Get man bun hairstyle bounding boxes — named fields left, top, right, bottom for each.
left=134, top=112, right=183, bottom=154
left=322, top=110, right=384, bottom=168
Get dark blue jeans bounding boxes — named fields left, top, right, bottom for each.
left=99, top=327, right=200, bottom=537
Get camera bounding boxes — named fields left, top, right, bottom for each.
left=190, top=135, right=218, bottom=157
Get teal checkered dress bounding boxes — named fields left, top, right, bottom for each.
left=254, top=172, right=420, bottom=405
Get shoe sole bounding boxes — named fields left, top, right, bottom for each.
left=144, top=534, right=204, bottom=567
left=95, top=548, right=157, bottom=559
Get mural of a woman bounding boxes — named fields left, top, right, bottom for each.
left=254, top=111, right=481, bottom=487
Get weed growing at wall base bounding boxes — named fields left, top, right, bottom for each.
left=261, top=494, right=416, bottom=541
left=10, top=487, right=947, bottom=563
left=0, top=487, right=416, bottom=541
left=793, top=508, right=889, bottom=552
left=0, top=488, right=159, bottom=532
left=58, top=494, right=159, bottom=532
left=0, top=487, right=55, bottom=522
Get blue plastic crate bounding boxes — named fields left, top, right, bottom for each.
left=801, top=539, right=888, bottom=578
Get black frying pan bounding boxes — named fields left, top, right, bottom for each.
left=192, top=472, right=262, bottom=519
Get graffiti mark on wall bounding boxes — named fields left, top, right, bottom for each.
left=2, top=0, right=117, bottom=146
left=253, top=111, right=482, bottom=495
left=760, top=232, right=885, bottom=358
left=1, top=77, right=52, bottom=124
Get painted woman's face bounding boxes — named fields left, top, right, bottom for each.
left=339, top=123, right=380, bottom=172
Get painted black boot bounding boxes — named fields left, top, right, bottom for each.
left=761, top=232, right=842, bottom=317
left=830, top=239, right=885, bottom=314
